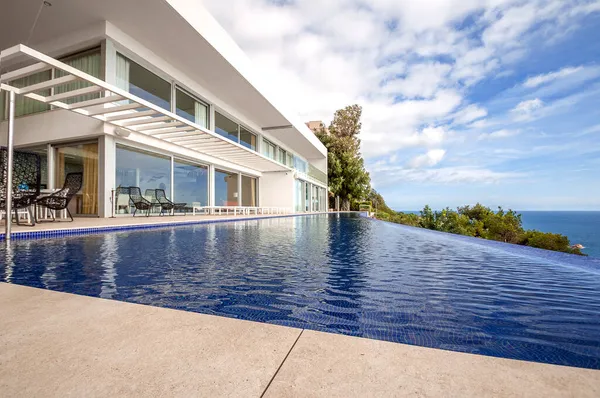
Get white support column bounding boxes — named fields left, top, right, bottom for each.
left=170, top=156, right=174, bottom=201
left=46, top=143, right=54, bottom=189
left=237, top=172, right=242, bottom=207
left=99, top=135, right=116, bottom=218
left=208, top=164, right=215, bottom=206
left=4, top=91, right=15, bottom=239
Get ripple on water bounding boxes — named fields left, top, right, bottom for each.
left=1, top=214, right=600, bottom=369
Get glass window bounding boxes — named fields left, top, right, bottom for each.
left=173, top=159, right=208, bottom=208
left=286, top=152, right=293, bottom=167
left=116, top=53, right=171, bottom=111
left=279, top=148, right=287, bottom=164
left=215, top=169, right=239, bottom=206
left=55, top=142, right=99, bottom=215
left=55, top=49, right=102, bottom=104
left=241, top=175, right=257, bottom=206
left=176, top=87, right=208, bottom=129
left=239, top=127, right=256, bottom=150
left=262, top=139, right=277, bottom=160
left=10, top=70, right=52, bottom=117
left=295, top=179, right=304, bottom=212
left=215, top=112, right=239, bottom=142
left=115, top=145, right=171, bottom=214
left=294, top=156, right=308, bottom=174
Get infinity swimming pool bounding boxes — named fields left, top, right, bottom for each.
left=1, top=214, right=600, bottom=369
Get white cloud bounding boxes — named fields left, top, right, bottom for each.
left=523, top=66, right=584, bottom=88
left=453, top=104, right=488, bottom=125
left=407, top=149, right=447, bottom=168
left=202, top=0, right=600, bottom=185
left=511, top=98, right=544, bottom=120
left=478, top=129, right=521, bottom=140
left=371, top=165, right=525, bottom=185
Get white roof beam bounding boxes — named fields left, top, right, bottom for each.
left=1, top=61, right=51, bottom=81
left=19, top=75, right=78, bottom=94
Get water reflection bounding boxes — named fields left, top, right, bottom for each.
left=1, top=214, right=600, bottom=369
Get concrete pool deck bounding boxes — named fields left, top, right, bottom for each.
left=1, top=283, right=599, bottom=397
left=0, top=212, right=325, bottom=240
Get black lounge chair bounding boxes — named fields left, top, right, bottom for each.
left=155, top=189, right=187, bottom=216
left=0, top=147, right=41, bottom=226
left=129, top=186, right=155, bottom=216
left=36, top=172, right=83, bottom=222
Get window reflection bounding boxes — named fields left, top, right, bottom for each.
left=240, top=126, right=256, bottom=150
left=215, top=112, right=239, bottom=142
left=115, top=145, right=171, bottom=214
left=116, top=53, right=171, bottom=111
left=174, top=159, right=208, bottom=208
left=215, top=169, right=238, bottom=206
left=176, top=88, right=208, bottom=128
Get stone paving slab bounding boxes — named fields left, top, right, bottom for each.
left=1, top=283, right=599, bottom=397
left=0, top=283, right=300, bottom=397
left=265, top=329, right=600, bottom=398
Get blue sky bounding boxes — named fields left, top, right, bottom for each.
left=204, top=0, right=600, bottom=210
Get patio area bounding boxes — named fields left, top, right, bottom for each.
left=1, top=283, right=598, bottom=397
left=0, top=212, right=312, bottom=240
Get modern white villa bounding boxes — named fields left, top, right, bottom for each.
left=0, top=0, right=328, bottom=220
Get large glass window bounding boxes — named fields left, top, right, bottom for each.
left=279, top=148, right=287, bottom=165
left=215, top=169, right=238, bottom=206
left=115, top=145, right=171, bottom=213
left=295, top=179, right=304, bottom=212
left=10, top=70, right=52, bottom=117
left=215, top=112, right=239, bottom=142
left=263, top=139, right=277, bottom=160
left=176, top=87, right=208, bottom=129
left=240, top=126, right=256, bottom=150
left=173, top=159, right=208, bottom=208
left=55, top=142, right=98, bottom=215
left=294, top=156, right=308, bottom=174
left=116, top=53, right=171, bottom=111
left=241, top=175, right=257, bottom=206
left=55, top=49, right=102, bottom=104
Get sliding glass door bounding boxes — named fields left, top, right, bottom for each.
left=54, top=142, right=99, bottom=215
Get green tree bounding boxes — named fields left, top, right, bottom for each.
left=315, top=105, right=371, bottom=211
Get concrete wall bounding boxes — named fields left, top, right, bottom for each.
left=259, top=172, right=295, bottom=209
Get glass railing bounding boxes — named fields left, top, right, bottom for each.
left=308, top=163, right=327, bottom=184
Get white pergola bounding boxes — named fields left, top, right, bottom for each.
left=0, top=44, right=291, bottom=239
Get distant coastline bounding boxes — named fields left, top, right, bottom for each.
left=395, top=210, right=600, bottom=259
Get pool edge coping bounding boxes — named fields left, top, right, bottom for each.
left=0, top=212, right=329, bottom=241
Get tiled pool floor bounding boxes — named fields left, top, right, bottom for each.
left=1, top=283, right=599, bottom=397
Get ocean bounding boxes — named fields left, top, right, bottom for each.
left=519, top=211, right=600, bottom=259
left=399, top=210, right=600, bottom=258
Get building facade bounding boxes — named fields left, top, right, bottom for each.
left=0, top=0, right=328, bottom=218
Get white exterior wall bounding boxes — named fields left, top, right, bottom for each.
left=259, top=172, right=295, bottom=209
left=0, top=110, right=103, bottom=146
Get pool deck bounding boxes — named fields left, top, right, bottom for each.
left=1, top=283, right=598, bottom=397
left=1, top=212, right=321, bottom=239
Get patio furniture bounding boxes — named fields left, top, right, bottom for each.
left=35, top=172, right=83, bottom=222
left=0, top=147, right=41, bottom=226
left=129, top=187, right=155, bottom=216
left=115, top=186, right=132, bottom=214
left=155, top=189, right=187, bottom=216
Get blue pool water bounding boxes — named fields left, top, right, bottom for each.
left=2, top=214, right=600, bottom=369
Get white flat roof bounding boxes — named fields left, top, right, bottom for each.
left=0, top=0, right=327, bottom=161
